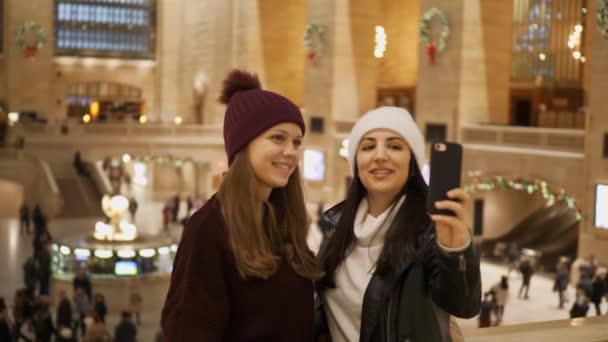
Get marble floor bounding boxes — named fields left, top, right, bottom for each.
left=1, top=213, right=606, bottom=340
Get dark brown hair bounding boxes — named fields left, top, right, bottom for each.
left=218, top=149, right=323, bottom=280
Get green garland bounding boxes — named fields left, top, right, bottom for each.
left=16, top=21, right=47, bottom=56
left=598, top=0, right=608, bottom=38
left=464, top=176, right=581, bottom=221
left=304, top=23, right=326, bottom=62
left=419, top=8, right=450, bottom=52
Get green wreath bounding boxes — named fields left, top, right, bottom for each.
left=16, top=21, right=47, bottom=57
left=304, top=23, right=326, bottom=62
left=419, top=8, right=450, bottom=52
left=598, top=0, right=608, bottom=38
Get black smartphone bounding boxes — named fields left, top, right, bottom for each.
left=426, top=141, right=463, bottom=216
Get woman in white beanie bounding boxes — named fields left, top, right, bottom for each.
left=313, top=107, right=481, bottom=342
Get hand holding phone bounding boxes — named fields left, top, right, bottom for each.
left=426, top=141, right=462, bottom=216
left=426, top=141, right=471, bottom=249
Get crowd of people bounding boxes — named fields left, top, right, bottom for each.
left=0, top=265, right=144, bottom=341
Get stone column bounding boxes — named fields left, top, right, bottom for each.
left=156, top=0, right=185, bottom=123
left=5, top=0, right=55, bottom=120
left=416, top=0, right=512, bottom=141
left=579, top=0, right=608, bottom=264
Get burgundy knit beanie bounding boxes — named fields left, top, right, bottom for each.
left=219, top=69, right=305, bottom=165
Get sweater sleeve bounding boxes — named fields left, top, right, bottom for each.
left=161, top=211, right=230, bottom=341
left=422, top=225, right=482, bottom=319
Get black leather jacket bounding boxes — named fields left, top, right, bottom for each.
left=315, top=202, right=481, bottom=342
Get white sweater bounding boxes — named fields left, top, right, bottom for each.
left=321, top=196, right=405, bottom=342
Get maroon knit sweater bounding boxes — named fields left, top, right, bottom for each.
left=161, top=196, right=314, bottom=341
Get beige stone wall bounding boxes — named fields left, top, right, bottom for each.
left=459, top=0, right=512, bottom=125
left=4, top=0, right=55, bottom=118
left=462, top=148, right=586, bottom=202
left=580, top=0, right=608, bottom=265
left=350, top=0, right=380, bottom=115
left=466, top=190, right=546, bottom=240
left=259, top=0, right=307, bottom=106
left=415, top=0, right=464, bottom=140
left=377, top=0, right=420, bottom=88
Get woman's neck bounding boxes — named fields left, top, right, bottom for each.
left=367, top=191, right=398, bottom=217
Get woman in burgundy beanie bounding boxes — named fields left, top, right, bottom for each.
left=161, top=69, right=322, bottom=341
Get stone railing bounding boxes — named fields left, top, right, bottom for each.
left=465, top=315, right=608, bottom=341
left=87, top=160, right=114, bottom=196
left=461, top=124, right=585, bottom=154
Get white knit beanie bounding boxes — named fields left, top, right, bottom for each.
left=347, top=106, right=426, bottom=175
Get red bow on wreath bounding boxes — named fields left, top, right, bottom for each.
left=426, top=42, right=437, bottom=65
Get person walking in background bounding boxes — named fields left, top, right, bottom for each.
left=73, top=287, right=92, bottom=337
left=506, top=243, right=520, bottom=275
left=93, top=293, right=108, bottom=323
left=114, top=311, right=137, bottom=342
left=490, top=276, right=509, bottom=325
left=171, top=193, right=180, bottom=223
left=479, top=293, right=495, bottom=328
left=590, top=269, right=607, bottom=316
left=37, top=240, right=52, bottom=296
left=162, top=205, right=171, bottom=234
left=0, top=297, right=13, bottom=342
left=570, top=288, right=590, bottom=318
left=554, top=262, right=570, bottom=309
left=20, top=203, right=31, bottom=234
left=23, top=256, right=38, bottom=300
left=128, top=278, right=143, bottom=326
left=12, top=288, right=33, bottom=341
left=128, top=197, right=138, bottom=222
left=32, top=296, right=55, bottom=342
left=518, top=257, right=534, bottom=299
left=56, top=290, right=73, bottom=339
left=73, top=268, right=93, bottom=301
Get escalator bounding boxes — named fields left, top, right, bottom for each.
left=56, top=169, right=105, bottom=218
left=482, top=202, right=579, bottom=272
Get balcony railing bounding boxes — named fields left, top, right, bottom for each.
left=461, top=124, right=585, bottom=154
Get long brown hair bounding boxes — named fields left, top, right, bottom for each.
left=218, top=149, right=322, bottom=280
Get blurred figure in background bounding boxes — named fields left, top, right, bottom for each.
left=518, top=257, right=534, bottom=299
left=94, top=293, right=108, bottom=323
left=490, top=276, right=509, bottom=325
left=590, top=269, right=607, bottom=316
left=32, top=296, right=55, bottom=342
left=554, top=262, right=570, bottom=309
left=570, top=288, right=590, bottom=318
left=114, top=311, right=137, bottom=342
left=506, top=243, right=520, bottom=275
left=478, top=293, right=495, bottom=328
left=0, top=297, right=13, bottom=341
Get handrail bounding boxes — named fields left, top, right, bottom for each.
left=91, top=160, right=113, bottom=196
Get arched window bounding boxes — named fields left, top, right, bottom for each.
left=511, top=0, right=587, bottom=86
left=54, top=0, right=156, bottom=59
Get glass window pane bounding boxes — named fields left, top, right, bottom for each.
left=54, top=0, right=156, bottom=59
